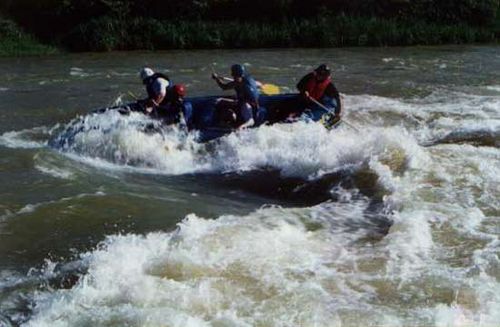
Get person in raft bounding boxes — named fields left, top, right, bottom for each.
left=157, top=84, right=194, bottom=130
left=139, top=67, right=193, bottom=129
left=292, top=64, right=342, bottom=121
left=211, top=64, right=261, bottom=130
left=139, top=67, right=172, bottom=111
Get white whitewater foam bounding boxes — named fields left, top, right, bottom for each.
left=20, top=87, right=500, bottom=326
left=35, top=164, right=74, bottom=179
left=53, top=109, right=425, bottom=186
left=0, top=192, right=106, bottom=221
left=24, top=200, right=393, bottom=327
left=485, top=85, right=500, bottom=92
left=54, top=111, right=213, bottom=175
left=69, top=67, right=91, bottom=77
left=24, top=180, right=500, bottom=327
left=344, top=90, right=500, bottom=146
left=0, top=126, right=51, bottom=149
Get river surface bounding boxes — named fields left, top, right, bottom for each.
left=0, top=46, right=499, bottom=326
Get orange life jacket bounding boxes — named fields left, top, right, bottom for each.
left=305, top=73, right=331, bottom=101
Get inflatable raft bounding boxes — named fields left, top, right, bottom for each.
left=50, top=93, right=339, bottom=149
left=109, top=93, right=337, bottom=141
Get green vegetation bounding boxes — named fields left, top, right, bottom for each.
left=0, top=18, right=58, bottom=56
left=494, top=5, right=500, bottom=35
left=0, top=0, right=498, bottom=52
left=63, top=16, right=497, bottom=51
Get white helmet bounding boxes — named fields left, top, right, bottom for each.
left=139, top=67, right=154, bottom=81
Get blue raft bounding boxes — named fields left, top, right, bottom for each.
left=189, top=93, right=337, bottom=141
left=94, top=93, right=339, bottom=142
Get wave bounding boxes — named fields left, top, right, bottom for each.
left=345, top=90, right=500, bottom=147
left=484, top=85, right=500, bottom=92
left=2, top=87, right=498, bottom=326
left=0, top=126, right=54, bottom=149
left=22, top=186, right=500, bottom=326
left=49, top=108, right=424, bottom=180
left=22, top=199, right=391, bottom=327
left=428, top=128, right=500, bottom=147
left=0, top=192, right=106, bottom=222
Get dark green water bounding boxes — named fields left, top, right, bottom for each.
left=0, top=46, right=499, bottom=326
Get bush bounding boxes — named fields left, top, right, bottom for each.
left=0, top=17, right=58, bottom=56
left=407, top=0, right=499, bottom=26
left=59, top=15, right=496, bottom=52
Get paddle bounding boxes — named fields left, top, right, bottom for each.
left=128, top=91, right=139, bottom=100
left=260, top=83, right=280, bottom=96
left=308, top=97, right=360, bottom=132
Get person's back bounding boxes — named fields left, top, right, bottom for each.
left=234, top=74, right=259, bottom=107
left=156, top=84, right=193, bottom=130
left=139, top=67, right=172, bottom=111
left=211, top=64, right=260, bottom=129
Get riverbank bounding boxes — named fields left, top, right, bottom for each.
left=0, top=18, right=58, bottom=56
left=65, top=16, right=498, bottom=51
left=1, top=15, right=498, bottom=56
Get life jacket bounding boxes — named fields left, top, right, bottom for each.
left=304, top=73, right=331, bottom=101
left=235, top=75, right=260, bottom=108
left=144, top=73, right=171, bottom=100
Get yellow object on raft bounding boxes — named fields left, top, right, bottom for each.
left=260, top=83, right=280, bottom=96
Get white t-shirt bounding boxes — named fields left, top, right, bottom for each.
left=151, top=77, right=170, bottom=97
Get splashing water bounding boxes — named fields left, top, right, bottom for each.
left=1, top=48, right=499, bottom=327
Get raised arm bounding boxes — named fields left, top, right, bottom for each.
left=212, top=73, right=235, bottom=91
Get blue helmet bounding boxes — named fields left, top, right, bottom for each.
left=231, top=64, right=246, bottom=77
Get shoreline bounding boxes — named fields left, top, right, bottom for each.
left=0, top=18, right=58, bottom=57
left=1, top=16, right=498, bottom=57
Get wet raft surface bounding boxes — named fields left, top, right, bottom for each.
left=81, top=93, right=335, bottom=143
left=0, top=46, right=499, bottom=326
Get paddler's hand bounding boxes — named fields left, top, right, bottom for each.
left=302, top=91, right=312, bottom=101
left=144, top=99, right=158, bottom=114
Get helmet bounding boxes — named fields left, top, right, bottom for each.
left=314, top=64, right=331, bottom=76
left=139, top=67, right=155, bottom=81
left=230, top=64, right=245, bottom=78
left=173, top=84, right=186, bottom=97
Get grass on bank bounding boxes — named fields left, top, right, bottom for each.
left=0, top=18, right=58, bottom=56
left=64, top=15, right=498, bottom=51
left=0, top=15, right=497, bottom=54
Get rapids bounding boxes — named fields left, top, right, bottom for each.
left=0, top=46, right=498, bottom=326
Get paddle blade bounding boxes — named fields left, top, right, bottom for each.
left=261, top=83, right=280, bottom=95
left=320, top=113, right=342, bottom=130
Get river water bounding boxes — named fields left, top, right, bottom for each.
left=0, top=46, right=499, bottom=326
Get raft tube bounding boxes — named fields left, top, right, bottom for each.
left=93, top=93, right=338, bottom=142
